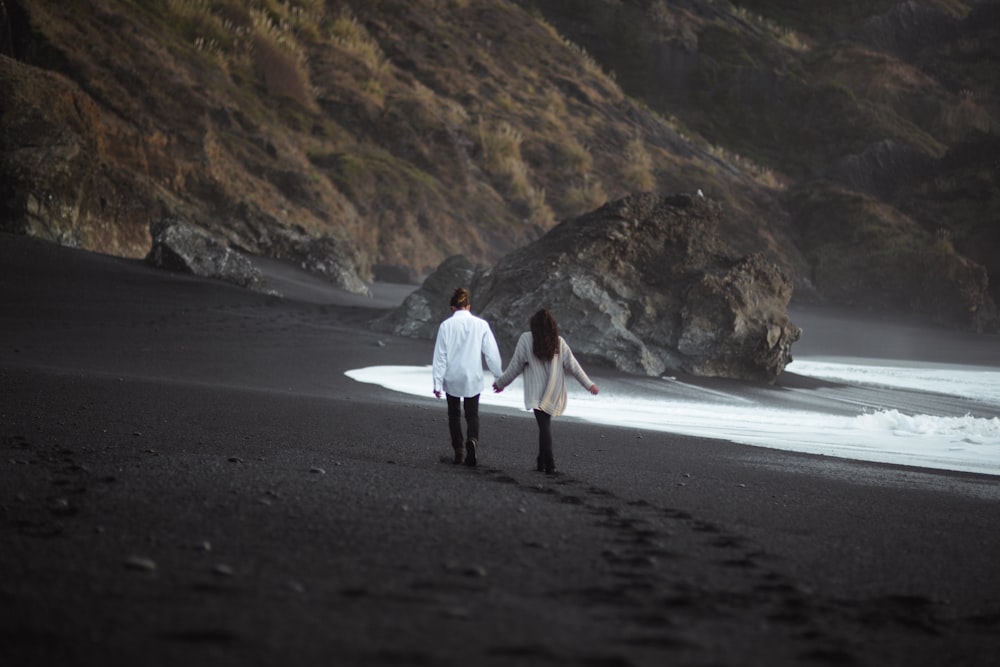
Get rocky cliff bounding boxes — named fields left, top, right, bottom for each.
left=0, top=0, right=789, bottom=288
left=1, top=0, right=998, bottom=329
left=529, top=0, right=1000, bottom=329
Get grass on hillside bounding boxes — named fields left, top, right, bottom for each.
left=37, top=0, right=783, bottom=277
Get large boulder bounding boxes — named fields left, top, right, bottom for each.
left=146, top=219, right=262, bottom=290
left=378, top=193, right=801, bottom=383
left=374, top=255, right=478, bottom=339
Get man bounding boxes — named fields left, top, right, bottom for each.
left=432, top=287, right=502, bottom=466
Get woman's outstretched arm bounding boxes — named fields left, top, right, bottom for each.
left=493, top=332, right=530, bottom=392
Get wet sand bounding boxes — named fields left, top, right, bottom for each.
left=2, top=232, right=999, bottom=666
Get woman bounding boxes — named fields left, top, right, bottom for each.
left=493, top=309, right=599, bottom=474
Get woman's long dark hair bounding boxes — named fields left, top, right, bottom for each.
left=530, top=309, right=559, bottom=361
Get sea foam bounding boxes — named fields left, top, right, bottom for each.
left=345, top=359, right=1000, bottom=476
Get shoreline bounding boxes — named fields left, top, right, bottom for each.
left=3, top=233, right=1000, bottom=665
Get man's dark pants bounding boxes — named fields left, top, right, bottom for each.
left=446, top=393, right=480, bottom=448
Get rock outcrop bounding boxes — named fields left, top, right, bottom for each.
left=0, top=56, right=154, bottom=258
left=265, top=230, right=370, bottom=296
left=375, top=255, right=478, bottom=339
left=0, top=54, right=370, bottom=296
left=377, top=193, right=801, bottom=383
left=146, top=219, right=262, bottom=291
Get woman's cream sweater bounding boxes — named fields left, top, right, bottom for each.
left=494, top=332, right=594, bottom=416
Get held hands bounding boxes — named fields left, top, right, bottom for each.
left=492, top=382, right=503, bottom=393
left=433, top=390, right=442, bottom=398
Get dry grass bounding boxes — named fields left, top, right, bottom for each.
left=731, top=6, right=809, bottom=52
left=328, top=9, right=387, bottom=74
left=533, top=89, right=570, bottom=133
left=326, top=8, right=390, bottom=104
left=526, top=188, right=555, bottom=228
left=933, top=227, right=956, bottom=255
left=149, top=0, right=794, bottom=261
left=478, top=119, right=523, bottom=173
left=474, top=117, right=553, bottom=224
left=821, top=47, right=936, bottom=107
left=501, top=156, right=533, bottom=200
left=162, top=1, right=319, bottom=105
left=250, top=8, right=314, bottom=107
left=167, top=0, right=243, bottom=53
left=252, top=32, right=312, bottom=106
left=563, top=174, right=607, bottom=214
left=940, top=89, right=995, bottom=140
left=556, top=136, right=592, bottom=176
left=535, top=14, right=617, bottom=87
left=543, top=88, right=567, bottom=116
left=622, top=136, right=656, bottom=192
left=706, top=143, right=786, bottom=191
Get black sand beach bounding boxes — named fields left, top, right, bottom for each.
left=2, top=232, right=999, bottom=666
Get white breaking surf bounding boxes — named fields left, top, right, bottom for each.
left=345, top=358, right=1000, bottom=476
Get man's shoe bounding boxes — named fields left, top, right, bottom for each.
left=464, top=439, right=478, bottom=467
left=452, top=447, right=466, bottom=465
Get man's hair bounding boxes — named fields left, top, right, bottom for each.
left=530, top=309, right=559, bottom=361
left=450, top=287, right=470, bottom=309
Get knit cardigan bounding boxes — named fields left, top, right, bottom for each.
left=494, top=332, right=594, bottom=417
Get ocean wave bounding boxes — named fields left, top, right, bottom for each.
left=788, top=360, right=1000, bottom=407
left=856, top=409, right=1000, bottom=445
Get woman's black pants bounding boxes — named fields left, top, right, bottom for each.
left=533, top=409, right=553, bottom=468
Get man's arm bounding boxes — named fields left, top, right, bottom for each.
left=482, top=325, right=503, bottom=378
left=431, top=326, right=448, bottom=396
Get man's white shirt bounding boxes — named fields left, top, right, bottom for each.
left=432, top=310, right=502, bottom=397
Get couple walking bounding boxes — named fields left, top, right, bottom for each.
left=432, top=287, right=599, bottom=474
